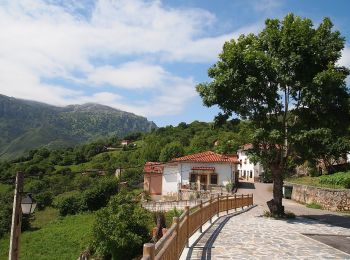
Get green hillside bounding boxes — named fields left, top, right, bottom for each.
left=0, top=94, right=156, bottom=159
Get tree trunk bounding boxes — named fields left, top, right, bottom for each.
left=155, top=212, right=166, bottom=241
left=267, top=164, right=284, bottom=216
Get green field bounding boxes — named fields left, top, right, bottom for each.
left=0, top=212, right=94, bottom=260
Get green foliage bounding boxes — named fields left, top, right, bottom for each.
left=57, top=195, right=83, bottom=216
left=319, top=172, right=350, bottom=188
left=92, top=192, right=153, bottom=259
left=159, top=141, right=184, bottom=162
left=165, top=208, right=183, bottom=228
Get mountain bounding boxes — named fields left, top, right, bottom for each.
left=0, top=94, right=157, bottom=159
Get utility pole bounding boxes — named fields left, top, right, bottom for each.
left=9, top=171, right=24, bottom=260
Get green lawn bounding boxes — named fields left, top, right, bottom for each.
left=0, top=213, right=95, bottom=260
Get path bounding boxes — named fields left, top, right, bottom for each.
left=183, top=182, right=350, bottom=259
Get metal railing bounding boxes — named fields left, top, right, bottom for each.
left=142, top=193, right=254, bottom=260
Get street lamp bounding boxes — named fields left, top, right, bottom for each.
left=21, top=194, right=37, bottom=215
left=9, top=172, right=37, bottom=260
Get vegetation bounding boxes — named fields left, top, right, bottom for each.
left=92, top=191, right=153, bottom=259
left=306, top=203, right=323, bottom=209
left=0, top=94, right=156, bottom=160
left=286, top=171, right=350, bottom=189
left=0, top=213, right=95, bottom=260
left=197, top=14, right=350, bottom=215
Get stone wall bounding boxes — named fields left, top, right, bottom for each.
left=289, top=183, right=350, bottom=211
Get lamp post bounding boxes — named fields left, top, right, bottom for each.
left=9, top=172, right=37, bottom=260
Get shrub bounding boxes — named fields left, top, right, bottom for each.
left=165, top=208, right=183, bottom=228
left=57, top=195, right=82, bottom=216
left=319, top=172, right=350, bottom=188
left=92, top=192, right=153, bottom=259
left=35, top=191, right=53, bottom=210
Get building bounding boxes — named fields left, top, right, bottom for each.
left=143, top=162, right=164, bottom=196
left=237, top=144, right=265, bottom=182
left=144, top=151, right=239, bottom=198
left=121, top=140, right=131, bottom=146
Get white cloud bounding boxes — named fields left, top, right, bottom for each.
left=339, top=46, right=350, bottom=68
left=88, top=62, right=167, bottom=89
left=0, top=0, right=260, bottom=118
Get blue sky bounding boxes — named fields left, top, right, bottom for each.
left=0, top=0, right=349, bottom=126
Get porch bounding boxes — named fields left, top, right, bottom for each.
left=188, top=167, right=220, bottom=191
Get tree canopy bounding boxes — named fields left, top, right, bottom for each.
left=197, top=14, right=350, bottom=215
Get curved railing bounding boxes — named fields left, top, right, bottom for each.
left=142, top=193, right=254, bottom=260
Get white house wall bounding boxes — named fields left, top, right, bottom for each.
left=237, top=150, right=264, bottom=182
left=162, top=162, right=236, bottom=195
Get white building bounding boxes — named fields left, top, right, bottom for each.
left=161, top=151, right=239, bottom=197
left=237, top=144, right=265, bottom=182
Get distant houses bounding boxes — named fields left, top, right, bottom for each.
left=237, top=144, right=265, bottom=182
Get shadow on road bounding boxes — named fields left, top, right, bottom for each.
left=298, top=214, right=350, bottom=229
left=238, top=181, right=255, bottom=189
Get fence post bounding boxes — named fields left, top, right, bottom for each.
left=217, top=194, right=220, bottom=217
left=143, top=243, right=155, bottom=260
left=173, top=216, right=179, bottom=257
left=234, top=194, right=237, bottom=211
left=251, top=194, right=254, bottom=205
left=209, top=196, right=212, bottom=224
left=226, top=194, right=229, bottom=214
left=199, top=200, right=203, bottom=233
left=241, top=194, right=244, bottom=210
left=185, top=206, right=190, bottom=247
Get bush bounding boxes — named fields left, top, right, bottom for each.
left=92, top=192, right=153, bottom=259
left=57, top=195, right=82, bottom=216
left=319, top=172, right=350, bottom=188
left=35, top=191, right=53, bottom=210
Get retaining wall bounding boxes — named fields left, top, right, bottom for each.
left=289, top=183, right=350, bottom=211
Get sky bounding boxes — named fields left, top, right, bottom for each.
left=0, top=0, right=349, bottom=127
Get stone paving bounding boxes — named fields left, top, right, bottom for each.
left=185, top=205, right=350, bottom=259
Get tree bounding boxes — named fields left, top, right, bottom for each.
left=159, top=141, right=184, bottom=162
left=197, top=14, right=350, bottom=215
left=92, top=192, right=153, bottom=259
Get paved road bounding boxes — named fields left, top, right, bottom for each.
left=184, top=182, right=350, bottom=259
left=239, top=181, right=350, bottom=228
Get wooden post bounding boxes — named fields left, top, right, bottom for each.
left=234, top=194, right=237, bottom=211
left=217, top=194, right=220, bottom=217
left=173, top=216, right=179, bottom=257
left=9, top=172, right=24, bottom=260
left=226, top=194, right=229, bottom=214
left=143, top=243, right=155, bottom=260
left=185, top=206, right=190, bottom=247
left=241, top=194, right=244, bottom=210
left=209, top=196, right=212, bottom=224
left=199, top=200, right=203, bottom=233
left=252, top=194, right=254, bottom=205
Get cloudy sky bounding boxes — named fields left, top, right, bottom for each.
left=0, top=0, right=349, bottom=126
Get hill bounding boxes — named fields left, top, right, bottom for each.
left=0, top=94, right=157, bottom=159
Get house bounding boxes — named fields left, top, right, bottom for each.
left=143, top=162, right=164, bottom=197
left=121, top=140, right=131, bottom=146
left=237, top=144, right=265, bottom=182
left=144, top=151, right=239, bottom=198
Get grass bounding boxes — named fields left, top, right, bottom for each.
left=306, top=202, right=323, bottom=209
left=31, top=207, right=59, bottom=229
left=0, top=183, right=11, bottom=193
left=0, top=213, right=95, bottom=260
left=285, top=175, right=346, bottom=189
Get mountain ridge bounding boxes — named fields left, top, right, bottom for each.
left=0, top=94, right=157, bottom=159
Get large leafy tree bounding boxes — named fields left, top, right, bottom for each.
left=197, top=14, right=350, bottom=215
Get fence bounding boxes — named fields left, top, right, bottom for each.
left=142, top=193, right=253, bottom=260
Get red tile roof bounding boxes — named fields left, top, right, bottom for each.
left=144, top=162, right=164, bottom=174
left=171, top=151, right=239, bottom=163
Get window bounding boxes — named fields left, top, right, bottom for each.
left=243, top=170, right=246, bottom=177
left=190, top=173, right=196, bottom=183
left=250, top=170, right=253, bottom=178
left=210, top=174, right=218, bottom=185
